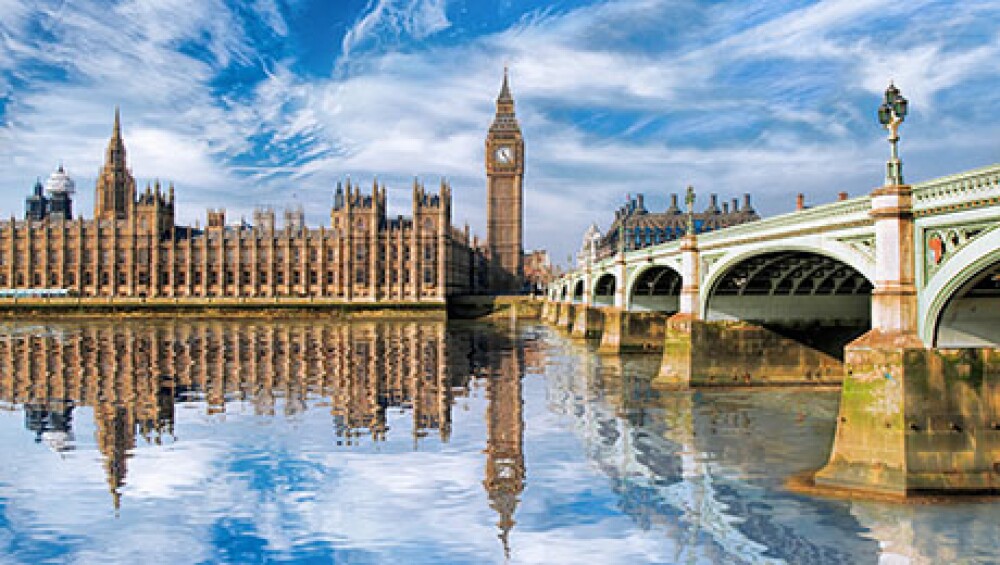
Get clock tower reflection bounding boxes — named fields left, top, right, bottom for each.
left=483, top=342, right=526, bottom=558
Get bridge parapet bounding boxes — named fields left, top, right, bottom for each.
left=913, top=164, right=1000, bottom=215
left=696, top=195, right=872, bottom=250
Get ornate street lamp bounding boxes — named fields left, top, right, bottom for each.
left=878, top=81, right=908, bottom=186
left=685, top=185, right=696, bottom=236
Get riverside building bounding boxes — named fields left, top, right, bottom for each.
left=7, top=73, right=531, bottom=301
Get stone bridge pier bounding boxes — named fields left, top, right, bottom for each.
left=814, top=182, right=1000, bottom=496
left=569, top=271, right=601, bottom=340
left=578, top=262, right=672, bottom=353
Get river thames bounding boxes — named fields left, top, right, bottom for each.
left=0, top=319, right=995, bottom=564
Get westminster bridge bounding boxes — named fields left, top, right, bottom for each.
left=542, top=162, right=1000, bottom=497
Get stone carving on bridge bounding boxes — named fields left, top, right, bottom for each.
left=837, top=235, right=876, bottom=262
left=923, top=222, right=999, bottom=282
left=700, top=253, right=724, bottom=278
left=913, top=165, right=1000, bottom=216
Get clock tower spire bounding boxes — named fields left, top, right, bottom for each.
left=485, top=68, right=524, bottom=293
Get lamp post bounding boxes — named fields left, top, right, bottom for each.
left=878, top=81, right=909, bottom=186
left=685, top=185, right=696, bottom=236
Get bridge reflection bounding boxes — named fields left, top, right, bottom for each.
left=544, top=331, right=1000, bottom=563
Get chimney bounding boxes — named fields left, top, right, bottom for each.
left=838, top=191, right=848, bottom=201
left=668, top=194, right=680, bottom=213
left=796, top=193, right=806, bottom=211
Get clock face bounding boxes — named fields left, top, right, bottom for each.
left=495, top=146, right=513, bottom=164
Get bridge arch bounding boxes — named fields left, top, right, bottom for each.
left=572, top=279, right=585, bottom=303
left=704, top=248, right=873, bottom=356
left=923, top=230, right=1000, bottom=347
left=701, top=242, right=874, bottom=311
left=593, top=273, right=616, bottom=307
left=628, top=264, right=681, bottom=313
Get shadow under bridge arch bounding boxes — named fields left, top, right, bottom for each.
left=629, top=265, right=681, bottom=313
left=593, top=273, right=616, bottom=307
left=934, top=259, right=1000, bottom=347
left=572, top=280, right=585, bottom=303
left=705, top=250, right=873, bottom=358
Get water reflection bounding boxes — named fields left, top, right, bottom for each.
left=0, top=320, right=529, bottom=547
left=0, top=321, right=996, bottom=563
left=543, top=336, right=1000, bottom=564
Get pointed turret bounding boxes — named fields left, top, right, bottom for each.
left=25, top=178, right=49, bottom=221
left=113, top=106, right=122, bottom=139
left=498, top=66, right=513, bottom=103
left=95, top=107, right=136, bottom=221
left=334, top=181, right=344, bottom=210
left=491, top=67, right=519, bottom=132
left=105, top=107, right=126, bottom=165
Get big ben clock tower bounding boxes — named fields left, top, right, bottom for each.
left=485, top=68, right=524, bottom=293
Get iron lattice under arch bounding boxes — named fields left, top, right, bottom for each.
left=594, top=274, right=616, bottom=297
left=631, top=266, right=682, bottom=296
left=712, top=251, right=873, bottom=297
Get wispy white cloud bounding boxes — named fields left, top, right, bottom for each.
left=0, top=0, right=997, bottom=265
left=341, top=0, right=451, bottom=62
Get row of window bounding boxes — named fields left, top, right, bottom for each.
left=0, top=267, right=439, bottom=288
left=4, top=228, right=443, bottom=240
left=0, top=244, right=439, bottom=264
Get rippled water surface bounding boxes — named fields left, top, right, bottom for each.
left=0, top=319, right=996, bottom=564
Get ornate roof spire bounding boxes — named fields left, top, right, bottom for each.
left=498, top=66, right=513, bottom=102
left=491, top=67, right=519, bottom=132
left=113, top=105, right=122, bottom=140
left=106, top=106, right=126, bottom=163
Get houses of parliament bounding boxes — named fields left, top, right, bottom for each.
left=9, top=72, right=536, bottom=300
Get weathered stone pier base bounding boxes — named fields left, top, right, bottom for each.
left=570, top=306, right=603, bottom=340
left=555, top=302, right=575, bottom=330
left=653, top=315, right=844, bottom=388
left=597, top=310, right=668, bottom=354
left=544, top=301, right=562, bottom=324
left=814, top=332, right=1000, bottom=496
left=540, top=301, right=554, bottom=323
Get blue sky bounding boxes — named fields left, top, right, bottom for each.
left=0, top=0, right=998, bottom=263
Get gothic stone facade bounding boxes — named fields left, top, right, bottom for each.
left=3, top=75, right=533, bottom=300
